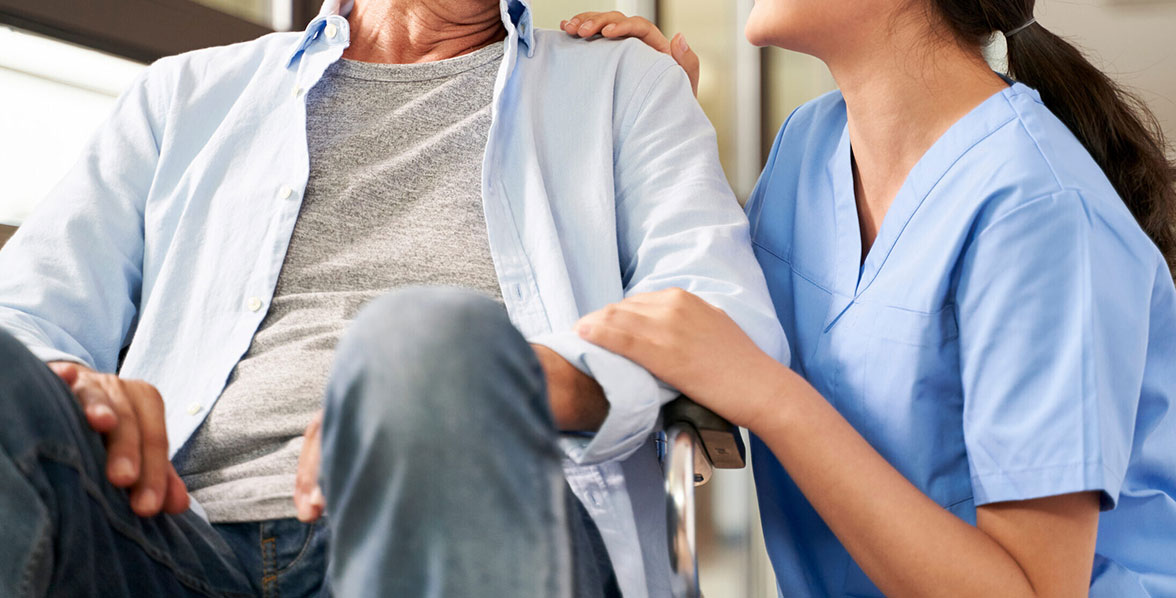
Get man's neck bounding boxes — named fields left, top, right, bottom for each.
left=343, top=0, right=507, bottom=64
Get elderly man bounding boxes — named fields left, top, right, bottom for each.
left=0, top=0, right=785, bottom=596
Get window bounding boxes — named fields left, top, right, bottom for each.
left=0, top=0, right=320, bottom=225
left=0, top=26, right=144, bottom=226
left=0, top=0, right=315, bottom=63
left=191, top=0, right=292, bottom=30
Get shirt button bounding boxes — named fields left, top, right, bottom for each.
left=325, top=23, right=339, bottom=39
left=186, top=403, right=203, bottom=416
left=278, top=185, right=295, bottom=200
left=518, top=22, right=527, bottom=36
left=292, top=86, right=304, bottom=98
left=247, top=297, right=263, bottom=312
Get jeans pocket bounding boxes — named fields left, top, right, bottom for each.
left=265, top=518, right=326, bottom=575
left=256, top=518, right=329, bottom=598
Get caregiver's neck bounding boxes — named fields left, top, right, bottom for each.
left=823, top=10, right=1007, bottom=238
left=344, top=0, right=507, bottom=64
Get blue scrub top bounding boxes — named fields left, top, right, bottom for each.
left=746, top=83, right=1176, bottom=597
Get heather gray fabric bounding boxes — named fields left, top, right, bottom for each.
left=174, top=41, right=506, bottom=522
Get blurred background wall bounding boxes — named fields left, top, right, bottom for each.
left=1037, top=0, right=1176, bottom=153
left=0, top=0, right=1172, bottom=594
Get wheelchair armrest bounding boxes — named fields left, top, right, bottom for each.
left=662, top=396, right=746, bottom=598
left=662, top=396, right=746, bottom=472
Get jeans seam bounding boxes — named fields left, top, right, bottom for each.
left=261, top=529, right=278, bottom=598
left=18, top=519, right=50, bottom=598
left=13, top=463, right=50, bottom=598
left=14, top=444, right=251, bottom=598
left=274, top=522, right=319, bottom=575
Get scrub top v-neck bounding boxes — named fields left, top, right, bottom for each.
left=746, top=83, right=1176, bottom=597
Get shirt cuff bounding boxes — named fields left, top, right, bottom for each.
left=0, top=321, right=92, bottom=369
left=529, top=330, right=675, bottom=465
left=971, top=461, right=1124, bottom=510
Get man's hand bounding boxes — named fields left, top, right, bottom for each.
left=294, top=411, right=326, bottom=523
left=47, top=361, right=189, bottom=517
left=530, top=344, right=608, bottom=432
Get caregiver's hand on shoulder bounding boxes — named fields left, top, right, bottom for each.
left=560, top=12, right=699, bottom=96
left=48, top=361, right=190, bottom=517
left=575, top=288, right=779, bottom=427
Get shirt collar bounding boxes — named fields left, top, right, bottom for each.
left=287, top=0, right=533, bottom=67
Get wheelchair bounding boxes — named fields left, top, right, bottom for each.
left=660, top=397, right=747, bottom=598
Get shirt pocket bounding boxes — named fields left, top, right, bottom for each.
left=853, top=303, right=963, bottom=411
left=867, top=303, right=959, bottom=347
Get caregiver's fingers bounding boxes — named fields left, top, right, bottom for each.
left=669, top=33, right=700, bottom=96
left=561, top=11, right=615, bottom=37
left=576, top=304, right=663, bottom=360
left=563, top=12, right=672, bottom=53
left=602, top=16, right=671, bottom=54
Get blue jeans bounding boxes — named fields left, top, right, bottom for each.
left=0, top=287, right=617, bottom=597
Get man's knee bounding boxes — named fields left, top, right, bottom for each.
left=344, top=286, right=520, bottom=367
left=323, top=286, right=545, bottom=445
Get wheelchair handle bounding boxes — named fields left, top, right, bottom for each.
left=662, top=396, right=747, bottom=472
left=662, top=396, right=748, bottom=598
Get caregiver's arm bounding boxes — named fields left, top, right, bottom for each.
left=575, top=289, right=1099, bottom=598
left=750, top=364, right=1099, bottom=598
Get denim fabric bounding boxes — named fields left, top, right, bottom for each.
left=0, top=329, right=253, bottom=598
left=0, top=290, right=617, bottom=597
left=213, top=507, right=614, bottom=598
left=213, top=519, right=331, bottom=598
left=322, top=287, right=618, bottom=598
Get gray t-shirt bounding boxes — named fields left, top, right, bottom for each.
left=174, top=41, right=506, bottom=522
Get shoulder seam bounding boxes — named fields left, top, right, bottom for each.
left=1001, top=92, right=1067, bottom=193
left=618, top=57, right=679, bottom=134
left=127, top=63, right=168, bottom=155
left=973, top=189, right=1088, bottom=241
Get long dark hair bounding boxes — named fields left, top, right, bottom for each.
left=934, top=0, right=1176, bottom=278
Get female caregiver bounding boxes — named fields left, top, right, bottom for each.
left=564, top=1, right=1176, bottom=596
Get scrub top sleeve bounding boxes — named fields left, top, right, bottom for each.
left=955, top=190, right=1150, bottom=510
left=744, top=108, right=796, bottom=230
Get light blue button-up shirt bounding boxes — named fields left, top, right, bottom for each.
left=0, top=1, right=786, bottom=595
